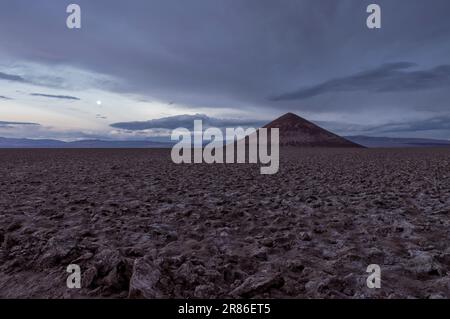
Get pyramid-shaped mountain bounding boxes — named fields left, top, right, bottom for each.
left=262, top=113, right=362, bottom=147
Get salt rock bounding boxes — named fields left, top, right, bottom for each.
left=229, top=269, right=284, bottom=298
left=194, top=284, right=216, bottom=298
left=128, top=256, right=165, bottom=299
left=83, top=266, right=98, bottom=288
left=251, top=247, right=268, bottom=261
left=407, top=250, right=443, bottom=276
left=94, top=249, right=122, bottom=275
left=39, top=237, right=77, bottom=267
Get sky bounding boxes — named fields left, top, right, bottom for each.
left=0, top=0, right=450, bottom=141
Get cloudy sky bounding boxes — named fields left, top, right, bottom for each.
left=1, top=0, right=450, bottom=140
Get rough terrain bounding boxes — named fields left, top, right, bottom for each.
left=0, top=148, right=449, bottom=298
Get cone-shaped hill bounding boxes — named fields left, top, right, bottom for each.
left=262, top=113, right=363, bottom=147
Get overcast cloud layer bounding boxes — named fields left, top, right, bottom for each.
left=0, top=0, right=450, bottom=140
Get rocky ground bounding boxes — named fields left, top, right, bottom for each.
left=0, top=148, right=449, bottom=299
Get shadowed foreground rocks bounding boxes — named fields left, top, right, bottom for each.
left=0, top=148, right=449, bottom=298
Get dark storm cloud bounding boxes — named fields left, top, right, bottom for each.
left=111, top=114, right=266, bottom=130
left=0, top=95, right=12, bottom=100
left=0, top=121, right=40, bottom=127
left=30, top=93, right=80, bottom=100
left=316, top=116, right=450, bottom=137
left=0, top=71, right=26, bottom=83
left=0, top=71, right=65, bottom=89
left=364, top=115, right=450, bottom=133
left=270, top=63, right=450, bottom=101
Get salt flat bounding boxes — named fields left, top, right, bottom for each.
left=0, top=148, right=449, bottom=298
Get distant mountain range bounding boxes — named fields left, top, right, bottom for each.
left=2, top=135, right=449, bottom=149
left=344, top=136, right=450, bottom=148
left=1, top=112, right=449, bottom=148
left=0, top=137, right=172, bottom=148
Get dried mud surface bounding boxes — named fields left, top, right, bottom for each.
left=0, top=148, right=449, bottom=299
